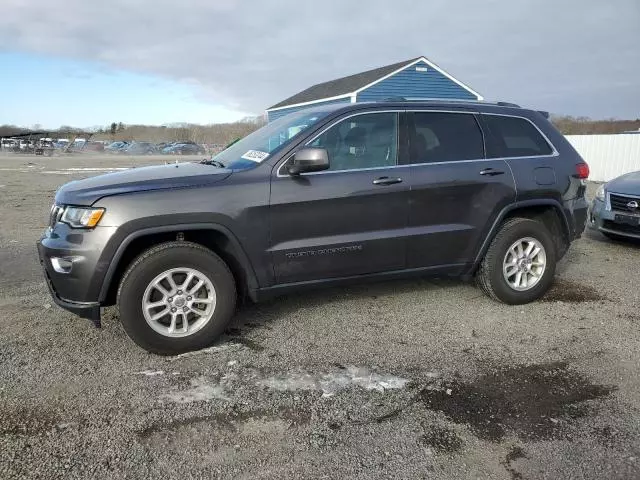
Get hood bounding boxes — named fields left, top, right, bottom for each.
left=55, top=162, right=232, bottom=205
left=607, top=171, right=640, bottom=195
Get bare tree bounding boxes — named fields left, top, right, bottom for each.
left=551, top=116, right=640, bottom=135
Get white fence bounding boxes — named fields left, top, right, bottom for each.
left=565, top=134, right=640, bottom=183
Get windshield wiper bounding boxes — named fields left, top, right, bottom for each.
left=199, top=158, right=226, bottom=168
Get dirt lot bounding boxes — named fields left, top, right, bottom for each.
left=1, top=154, right=639, bottom=480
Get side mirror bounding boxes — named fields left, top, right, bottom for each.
left=287, top=147, right=329, bottom=176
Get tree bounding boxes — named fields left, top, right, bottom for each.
left=110, top=122, right=117, bottom=136
left=117, top=122, right=125, bottom=132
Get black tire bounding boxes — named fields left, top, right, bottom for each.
left=476, top=217, right=557, bottom=305
left=117, top=241, right=236, bottom=355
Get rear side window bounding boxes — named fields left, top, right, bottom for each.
left=408, top=112, right=484, bottom=164
left=483, top=115, right=553, bottom=158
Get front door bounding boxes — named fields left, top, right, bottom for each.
left=269, top=111, right=410, bottom=284
left=405, top=111, right=516, bottom=269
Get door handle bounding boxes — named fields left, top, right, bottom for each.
left=479, top=168, right=505, bottom=176
left=373, top=176, right=403, bottom=185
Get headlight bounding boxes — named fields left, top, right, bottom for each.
left=60, top=206, right=105, bottom=228
left=595, top=185, right=606, bottom=201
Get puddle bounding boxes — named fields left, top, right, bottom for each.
left=420, top=425, right=463, bottom=454
left=420, top=362, right=616, bottom=442
left=257, top=366, right=410, bottom=397
left=542, top=279, right=607, bottom=303
left=138, top=407, right=310, bottom=440
left=138, top=414, right=235, bottom=438
left=0, top=405, right=58, bottom=436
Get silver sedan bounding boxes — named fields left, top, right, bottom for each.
left=588, top=171, right=640, bottom=240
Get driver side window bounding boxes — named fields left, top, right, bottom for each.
left=309, top=112, right=398, bottom=171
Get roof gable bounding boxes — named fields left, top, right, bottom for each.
left=268, top=57, right=420, bottom=110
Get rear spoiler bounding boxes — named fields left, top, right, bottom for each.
left=537, top=110, right=550, bottom=119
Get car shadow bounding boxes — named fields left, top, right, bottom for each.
left=584, top=228, right=640, bottom=248
left=226, top=276, right=472, bottom=335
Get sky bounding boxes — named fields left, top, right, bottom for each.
left=0, top=0, right=638, bottom=128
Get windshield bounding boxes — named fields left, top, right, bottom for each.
left=213, top=109, right=334, bottom=170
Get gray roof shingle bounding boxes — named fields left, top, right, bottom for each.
left=268, top=57, right=420, bottom=110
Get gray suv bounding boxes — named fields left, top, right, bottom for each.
left=38, top=100, right=589, bottom=354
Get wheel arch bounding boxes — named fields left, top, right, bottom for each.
left=471, top=199, right=571, bottom=274
left=98, top=223, right=259, bottom=306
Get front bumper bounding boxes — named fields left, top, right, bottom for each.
left=40, top=259, right=101, bottom=322
left=37, top=222, right=117, bottom=323
left=588, top=197, right=640, bottom=239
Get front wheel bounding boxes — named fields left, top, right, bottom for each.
left=118, top=241, right=236, bottom=354
left=476, top=217, right=557, bottom=304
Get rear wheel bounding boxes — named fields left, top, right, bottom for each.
left=476, top=217, right=557, bottom=304
left=118, top=241, right=236, bottom=355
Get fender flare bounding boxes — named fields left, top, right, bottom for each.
left=97, top=223, right=258, bottom=302
left=472, top=199, right=571, bottom=268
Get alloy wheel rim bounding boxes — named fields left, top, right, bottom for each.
left=142, top=267, right=216, bottom=338
left=502, top=237, right=546, bottom=291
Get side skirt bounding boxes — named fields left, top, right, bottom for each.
left=250, top=263, right=470, bottom=302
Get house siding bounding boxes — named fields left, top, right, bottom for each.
left=267, top=97, right=351, bottom=122
left=356, top=61, right=478, bottom=102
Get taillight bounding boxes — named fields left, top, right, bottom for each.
left=574, top=163, right=589, bottom=179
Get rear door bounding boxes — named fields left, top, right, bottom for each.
left=405, top=110, right=516, bottom=269
left=479, top=113, right=560, bottom=202
left=269, top=111, right=410, bottom=284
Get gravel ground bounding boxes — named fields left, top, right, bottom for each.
left=1, top=154, right=639, bottom=480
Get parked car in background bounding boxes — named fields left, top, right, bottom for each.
left=588, top=171, right=640, bottom=241
left=35, top=138, right=55, bottom=157
left=105, top=141, right=129, bottom=153
left=156, top=142, right=174, bottom=151
left=122, top=141, right=156, bottom=155
left=38, top=99, right=589, bottom=354
left=162, top=142, right=206, bottom=155
left=80, top=141, right=105, bottom=152
left=1, top=138, right=17, bottom=150
left=161, top=143, right=177, bottom=154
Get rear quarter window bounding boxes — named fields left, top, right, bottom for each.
left=483, top=115, right=553, bottom=158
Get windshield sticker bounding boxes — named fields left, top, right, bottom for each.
left=241, top=150, right=270, bottom=162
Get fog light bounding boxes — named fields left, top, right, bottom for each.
left=51, top=257, right=77, bottom=274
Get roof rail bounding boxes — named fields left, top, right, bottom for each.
left=495, top=101, right=521, bottom=108
left=381, top=97, right=487, bottom=104
left=379, top=98, right=524, bottom=108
